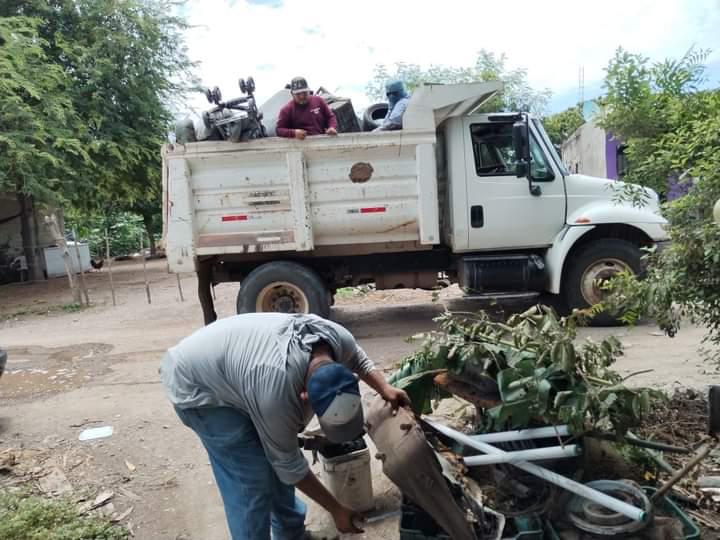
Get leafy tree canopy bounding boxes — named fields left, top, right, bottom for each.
left=366, top=50, right=551, bottom=115
left=543, top=105, right=585, bottom=146
left=599, top=47, right=720, bottom=358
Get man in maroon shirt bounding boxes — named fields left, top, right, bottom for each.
left=276, top=77, right=338, bottom=139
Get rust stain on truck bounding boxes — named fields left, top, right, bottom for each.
left=349, top=162, right=374, bottom=183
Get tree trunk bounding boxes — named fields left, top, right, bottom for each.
left=141, top=211, right=157, bottom=256
left=17, top=192, right=43, bottom=281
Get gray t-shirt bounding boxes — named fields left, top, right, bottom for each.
left=160, top=313, right=374, bottom=484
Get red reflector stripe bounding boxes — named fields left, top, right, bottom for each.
left=222, top=215, right=248, bottom=222
left=360, top=207, right=386, bottom=214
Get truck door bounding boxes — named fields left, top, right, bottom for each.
left=462, top=117, right=566, bottom=250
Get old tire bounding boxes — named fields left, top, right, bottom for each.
left=563, top=239, right=642, bottom=326
left=362, top=103, right=389, bottom=131
left=237, top=261, right=330, bottom=318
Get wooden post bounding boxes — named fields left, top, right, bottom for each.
left=140, top=233, right=151, bottom=304
left=176, top=273, right=184, bottom=302
left=72, top=228, right=90, bottom=306
left=44, top=215, right=81, bottom=305
left=105, top=230, right=116, bottom=307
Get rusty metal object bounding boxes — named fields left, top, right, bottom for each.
left=349, top=162, right=374, bottom=183
left=433, top=371, right=501, bottom=410
left=365, top=396, right=477, bottom=540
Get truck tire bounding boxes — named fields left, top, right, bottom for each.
left=563, top=239, right=642, bottom=326
left=362, top=103, right=389, bottom=131
left=237, top=261, right=330, bottom=318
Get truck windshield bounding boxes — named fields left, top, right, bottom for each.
left=532, top=118, right=568, bottom=176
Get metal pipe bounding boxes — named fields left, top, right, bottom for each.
left=424, top=418, right=647, bottom=522
left=463, top=444, right=580, bottom=466
left=470, top=425, right=570, bottom=443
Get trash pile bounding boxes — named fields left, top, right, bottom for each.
left=174, top=76, right=389, bottom=144
left=368, top=306, right=718, bottom=539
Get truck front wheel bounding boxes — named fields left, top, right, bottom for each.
left=564, top=239, right=642, bottom=326
left=237, top=261, right=330, bottom=318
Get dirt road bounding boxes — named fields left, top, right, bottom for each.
left=0, top=260, right=712, bottom=539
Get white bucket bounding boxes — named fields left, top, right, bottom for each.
left=320, top=447, right=374, bottom=512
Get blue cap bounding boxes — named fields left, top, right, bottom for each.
left=307, top=363, right=364, bottom=443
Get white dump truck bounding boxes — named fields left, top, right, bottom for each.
left=162, top=82, right=667, bottom=325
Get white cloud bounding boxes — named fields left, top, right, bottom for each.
left=183, top=0, right=720, bottom=114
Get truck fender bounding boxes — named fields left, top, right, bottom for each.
left=566, top=201, right=666, bottom=229
left=545, top=225, right=595, bottom=294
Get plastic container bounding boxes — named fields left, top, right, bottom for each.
left=399, top=496, right=505, bottom=540
left=642, top=486, right=701, bottom=540
left=320, top=442, right=373, bottom=512
left=501, top=516, right=544, bottom=540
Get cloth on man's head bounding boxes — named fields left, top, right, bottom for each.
left=385, top=79, right=408, bottom=110
left=307, top=362, right=364, bottom=443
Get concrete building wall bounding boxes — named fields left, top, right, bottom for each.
left=561, top=120, right=608, bottom=178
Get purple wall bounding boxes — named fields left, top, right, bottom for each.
left=605, top=132, right=621, bottom=180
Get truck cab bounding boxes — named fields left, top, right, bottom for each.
left=162, top=82, right=667, bottom=325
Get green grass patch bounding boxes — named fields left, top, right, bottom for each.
left=0, top=491, right=128, bottom=540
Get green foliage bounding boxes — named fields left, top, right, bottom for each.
left=390, top=306, right=659, bottom=434
left=0, top=490, right=128, bottom=540
left=598, top=46, right=711, bottom=196
left=366, top=50, right=551, bottom=115
left=598, top=47, right=720, bottom=357
left=65, top=209, right=155, bottom=257
left=0, top=2, right=194, bottom=268
left=542, top=105, right=585, bottom=146
left=0, top=16, right=85, bottom=200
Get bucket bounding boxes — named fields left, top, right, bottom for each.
left=320, top=443, right=374, bottom=512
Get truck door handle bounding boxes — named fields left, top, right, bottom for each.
left=471, top=205, right=484, bottom=228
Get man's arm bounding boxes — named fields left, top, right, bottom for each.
left=296, top=469, right=363, bottom=533
left=378, top=98, right=408, bottom=131
left=275, top=105, right=296, bottom=138
left=359, top=369, right=411, bottom=410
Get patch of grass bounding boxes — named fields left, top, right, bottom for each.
left=0, top=490, right=128, bottom=540
left=60, top=302, right=83, bottom=313
left=2, top=302, right=85, bottom=320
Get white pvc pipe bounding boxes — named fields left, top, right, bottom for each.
left=470, top=425, right=570, bottom=443
left=424, top=419, right=647, bottom=522
left=463, top=444, right=580, bottom=466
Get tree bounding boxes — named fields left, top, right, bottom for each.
left=0, top=16, right=87, bottom=279
left=599, top=47, right=720, bottom=358
left=366, top=50, right=551, bottom=115
left=543, top=105, right=585, bottom=146
left=1, top=1, right=194, bottom=260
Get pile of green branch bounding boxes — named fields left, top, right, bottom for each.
left=390, top=306, right=660, bottom=434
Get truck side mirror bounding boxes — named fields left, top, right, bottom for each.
left=513, top=121, right=530, bottom=164
left=513, top=119, right=541, bottom=196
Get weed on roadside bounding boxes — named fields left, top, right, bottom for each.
left=0, top=490, right=128, bottom=540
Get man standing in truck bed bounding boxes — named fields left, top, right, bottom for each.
left=276, top=76, right=338, bottom=140
left=160, top=312, right=410, bottom=540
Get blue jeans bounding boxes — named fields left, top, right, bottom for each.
left=175, top=406, right=306, bottom=540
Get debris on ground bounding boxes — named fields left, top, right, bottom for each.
left=79, top=425, right=114, bottom=441
left=376, top=306, right=718, bottom=538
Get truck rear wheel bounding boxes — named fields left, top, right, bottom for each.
left=237, top=261, right=330, bottom=318
left=564, top=239, right=642, bottom=326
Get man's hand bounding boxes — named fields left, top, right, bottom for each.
left=325, top=127, right=338, bottom=136
left=331, top=504, right=364, bottom=534
left=295, top=129, right=307, bottom=140
left=381, top=385, right=411, bottom=412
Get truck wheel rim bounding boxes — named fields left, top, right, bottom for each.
left=580, top=258, right=631, bottom=306
left=256, top=282, right=309, bottom=313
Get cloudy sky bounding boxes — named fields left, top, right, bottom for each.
left=182, top=0, right=720, bottom=114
